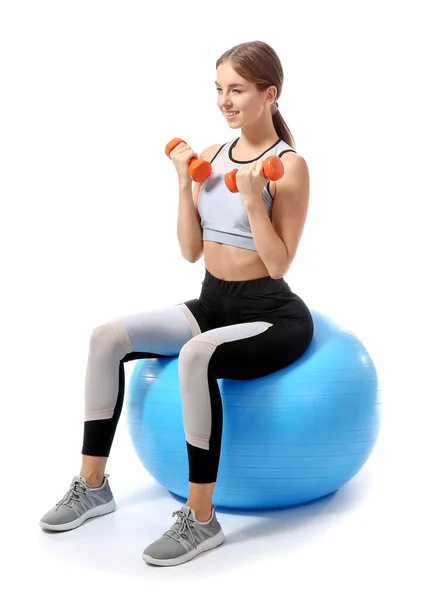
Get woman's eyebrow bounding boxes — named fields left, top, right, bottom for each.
left=214, top=81, right=245, bottom=87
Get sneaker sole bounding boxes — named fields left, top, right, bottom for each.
left=39, top=498, right=116, bottom=532
left=142, top=528, right=225, bottom=566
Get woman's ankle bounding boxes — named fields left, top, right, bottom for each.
left=80, top=454, right=108, bottom=488
left=80, top=473, right=104, bottom=488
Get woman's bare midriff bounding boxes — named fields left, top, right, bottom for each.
left=202, top=241, right=269, bottom=281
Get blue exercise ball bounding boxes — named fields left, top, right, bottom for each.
left=126, top=310, right=381, bottom=509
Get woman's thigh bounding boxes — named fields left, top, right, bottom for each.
left=183, top=317, right=314, bottom=381
left=117, top=303, right=202, bottom=356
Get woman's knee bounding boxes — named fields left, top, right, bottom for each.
left=88, top=320, right=132, bottom=360
left=179, top=338, right=205, bottom=366
left=178, top=338, right=215, bottom=387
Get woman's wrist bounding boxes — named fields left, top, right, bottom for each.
left=178, top=178, right=192, bottom=189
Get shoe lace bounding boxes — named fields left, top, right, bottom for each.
left=56, top=479, right=88, bottom=508
left=165, top=509, right=197, bottom=548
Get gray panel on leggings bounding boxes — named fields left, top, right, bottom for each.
left=84, top=305, right=198, bottom=421
left=121, top=304, right=198, bottom=354
left=178, top=321, right=273, bottom=450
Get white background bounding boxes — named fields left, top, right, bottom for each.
left=1, top=0, right=441, bottom=597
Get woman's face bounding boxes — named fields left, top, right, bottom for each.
left=215, top=60, right=273, bottom=129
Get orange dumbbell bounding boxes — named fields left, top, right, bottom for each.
left=165, top=137, right=212, bottom=183
left=224, top=155, right=285, bottom=193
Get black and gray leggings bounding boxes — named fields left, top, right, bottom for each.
left=82, top=269, right=314, bottom=484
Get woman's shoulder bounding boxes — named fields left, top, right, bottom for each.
left=276, top=140, right=307, bottom=165
left=276, top=139, right=297, bottom=155
left=199, top=139, right=235, bottom=163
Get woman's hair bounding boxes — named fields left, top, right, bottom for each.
left=216, top=40, right=295, bottom=149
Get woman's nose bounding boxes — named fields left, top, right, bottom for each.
left=220, top=92, right=232, bottom=105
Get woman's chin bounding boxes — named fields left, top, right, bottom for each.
left=226, top=120, right=242, bottom=129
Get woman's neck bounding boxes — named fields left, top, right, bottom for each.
left=237, top=118, right=278, bottom=151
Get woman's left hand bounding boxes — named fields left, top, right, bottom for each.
left=235, top=159, right=269, bottom=200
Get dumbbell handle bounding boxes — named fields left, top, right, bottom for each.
left=224, top=155, right=285, bottom=193
left=165, top=137, right=212, bottom=183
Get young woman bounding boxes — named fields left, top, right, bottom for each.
left=40, top=40, right=314, bottom=567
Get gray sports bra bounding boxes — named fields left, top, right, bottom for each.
left=197, top=137, right=297, bottom=251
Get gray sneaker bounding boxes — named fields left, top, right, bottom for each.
left=39, top=474, right=116, bottom=532
left=142, top=504, right=225, bottom=566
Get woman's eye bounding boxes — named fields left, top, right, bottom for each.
left=216, top=88, right=241, bottom=94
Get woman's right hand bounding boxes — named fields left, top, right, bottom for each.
left=168, top=141, right=198, bottom=185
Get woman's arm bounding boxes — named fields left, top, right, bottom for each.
left=177, top=144, right=222, bottom=262
left=243, top=153, right=310, bottom=278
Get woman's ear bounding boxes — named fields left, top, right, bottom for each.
left=265, top=85, right=278, bottom=107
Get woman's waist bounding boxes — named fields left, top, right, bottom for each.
left=201, top=267, right=294, bottom=298
left=202, top=241, right=270, bottom=282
